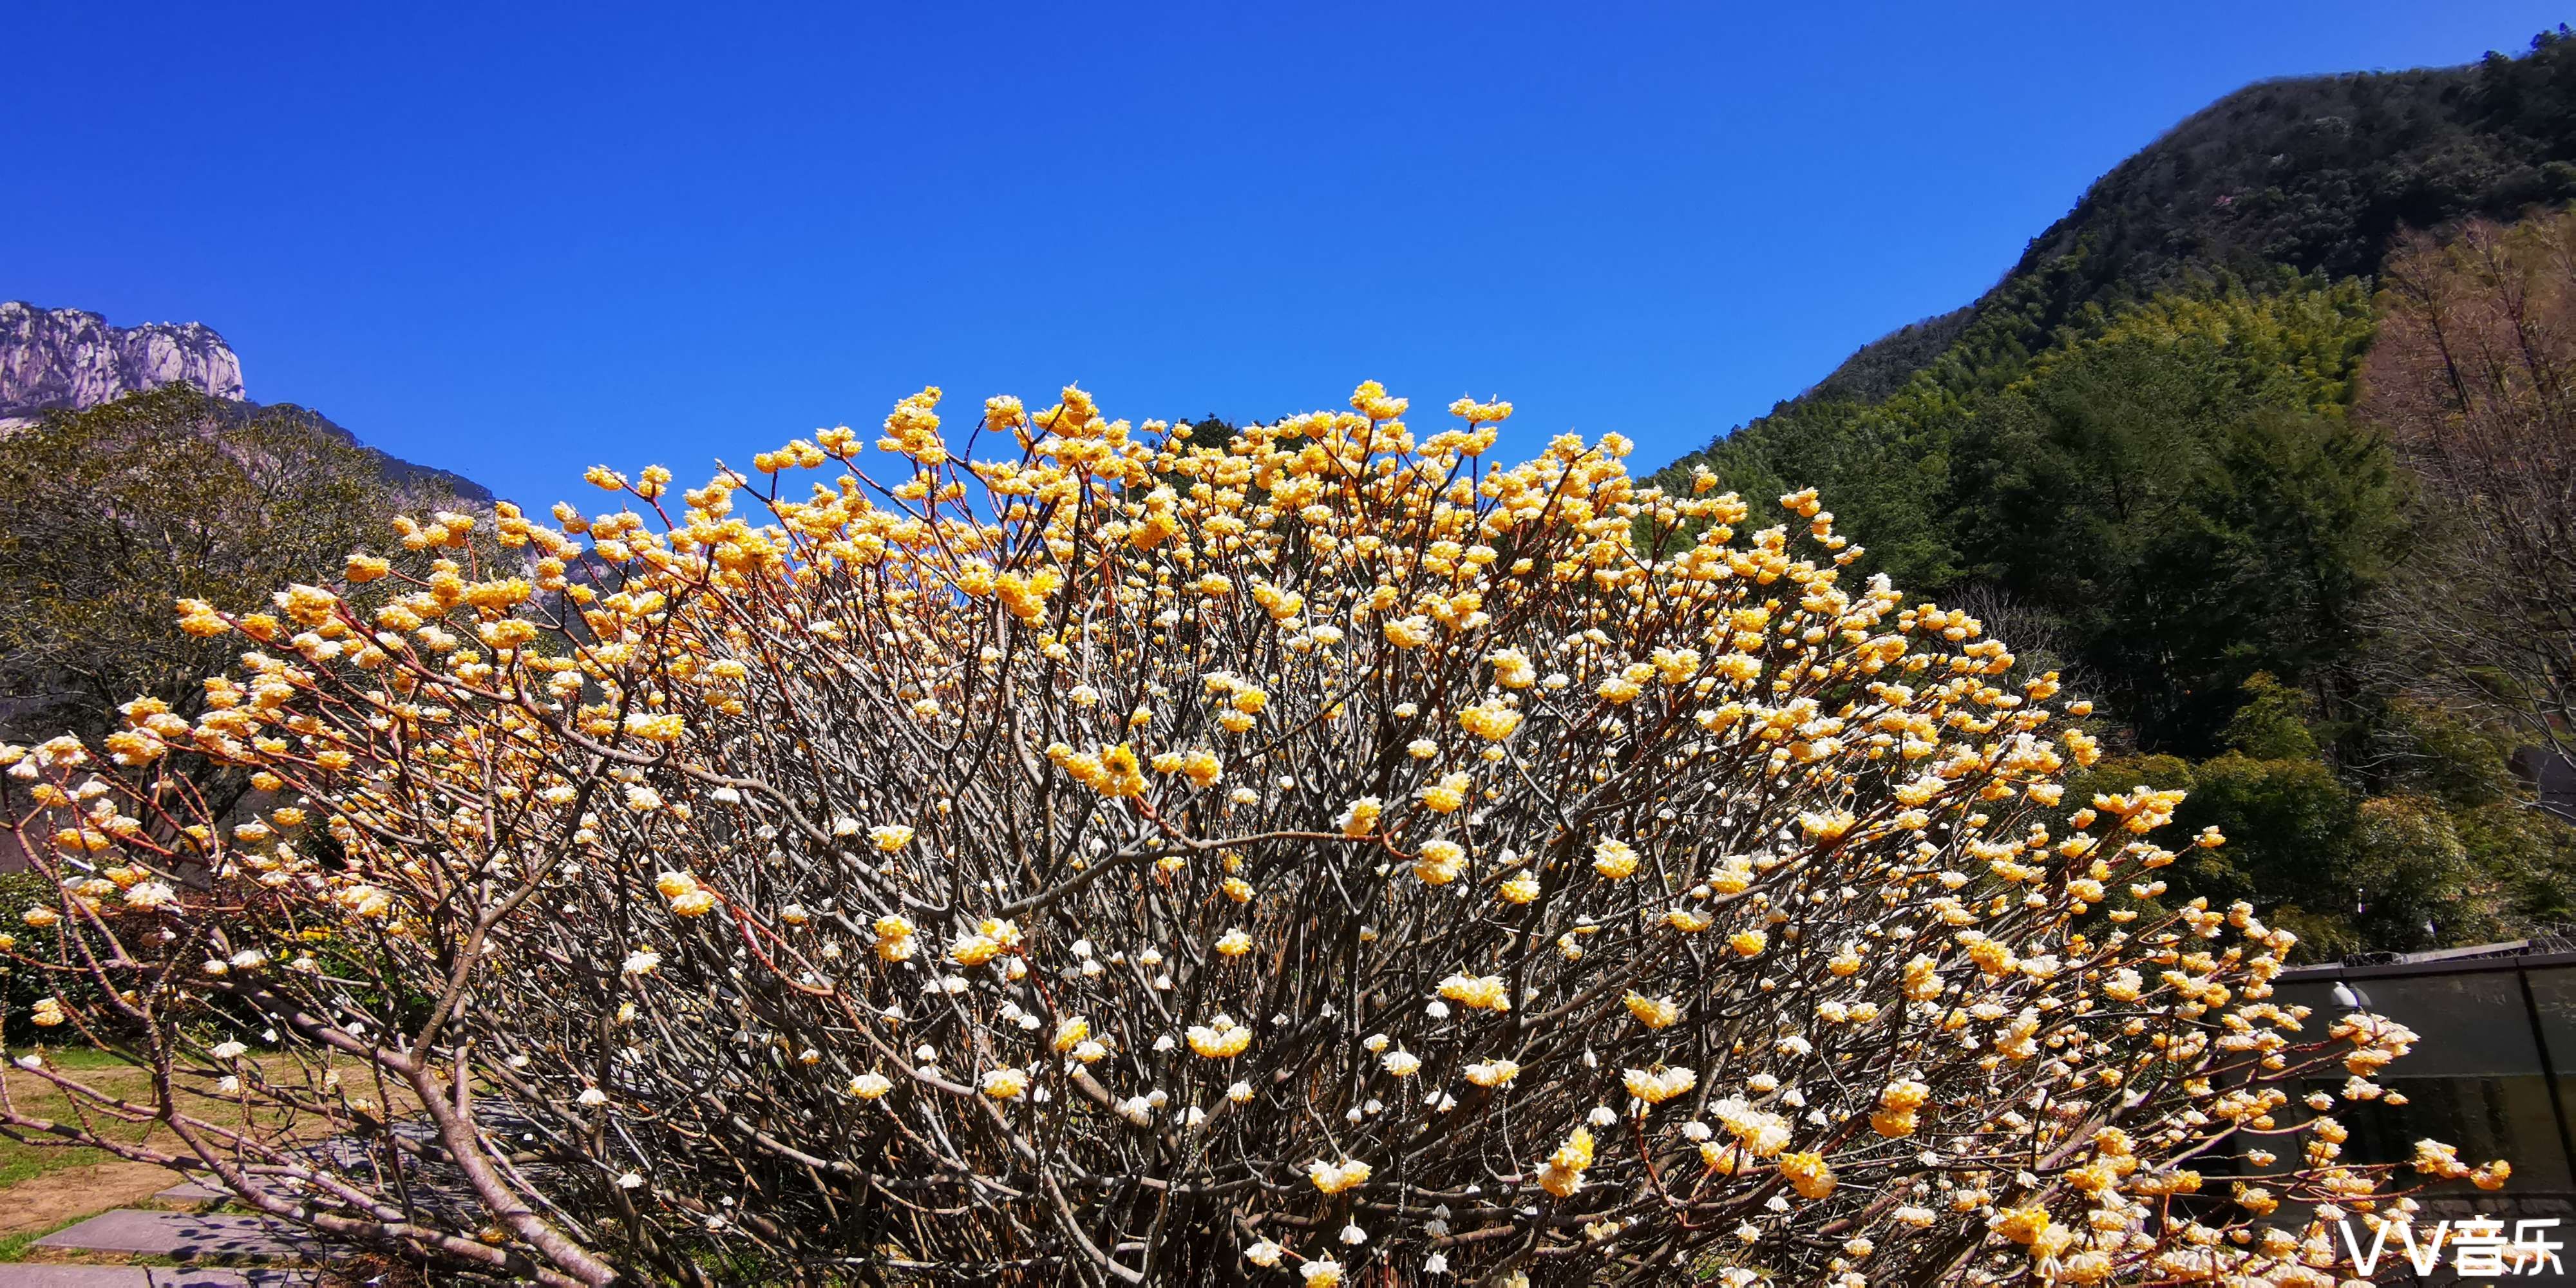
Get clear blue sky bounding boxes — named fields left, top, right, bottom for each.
left=8, top=2, right=2566, bottom=506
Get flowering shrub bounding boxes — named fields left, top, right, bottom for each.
left=0, top=383, right=2501, bottom=1285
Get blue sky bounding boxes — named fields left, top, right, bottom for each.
left=8, top=2, right=2566, bottom=506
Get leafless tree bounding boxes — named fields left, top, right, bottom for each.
left=2365, top=213, right=2576, bottom=789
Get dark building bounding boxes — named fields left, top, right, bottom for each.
left=2515, top=747, right=2576, bottom=826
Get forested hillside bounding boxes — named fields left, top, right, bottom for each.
left=1794, top=26, right=2576, bottom=408
left=1651, top=29, right=2576, bottom=957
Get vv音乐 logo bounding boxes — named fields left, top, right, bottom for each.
left=2340, top=1216, right=2566, bottom=1277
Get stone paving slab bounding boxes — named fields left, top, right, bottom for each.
left=29, top=1211, right=316, bottom=1264
left=0, top=1267, right=315, bottom=1287
left=149, top=1180, right=231, bottom=1206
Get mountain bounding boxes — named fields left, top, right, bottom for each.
left=1640, top=30, right=2576, bottom=741
left=1646, top=31, right=2576, bottom=744
left=1679, top=26, right=2576, bottom=436
left=0, top=301, right=243, bottom=416
left=1620, top=32, right=2576, bottom=958
left=0, top=301, right=490, bottom=503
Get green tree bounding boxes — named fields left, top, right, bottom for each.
left=0, top=386, right=456, bottom=754
left=1953, top=332, right=2401, bottom=753
left=2081, top=677, right=2576, bottom=957
left=2221, top=671, right=2322, bottom=761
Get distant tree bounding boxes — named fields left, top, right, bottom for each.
left=2222, top=671, right=2322, bottom=761
left=1184, top=412, right=1240, bottom=451
left=0, top=386, right=461, bottom=766
left=2080, top=675, right=2576, bottom=957
left=1953, top=331, right=2403, bottom=754
left=2364, top=210, right=2576, bottom=781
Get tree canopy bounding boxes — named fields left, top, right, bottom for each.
left=0, top=385, right=475, bottom=758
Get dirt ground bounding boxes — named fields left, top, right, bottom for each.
left=1, top=1048, right=321, bottom=1246
left=0, top=1159, right=184, bottom=1236
left=2, top=1050, right=193, bottom=1247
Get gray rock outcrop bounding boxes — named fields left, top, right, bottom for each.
left=0, top=301, right=247, bottom=421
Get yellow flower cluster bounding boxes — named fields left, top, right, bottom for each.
left=1535, top=1126, right=1594, bottom=1197
left=1186, top=1014, right=1253, bottom=1059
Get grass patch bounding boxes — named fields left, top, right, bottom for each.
left=0, top=1212, right=90, bottom=1262
left=0, top=1052, right=157, bottom=1187
left=9, top=1047, right=133, bottom=1072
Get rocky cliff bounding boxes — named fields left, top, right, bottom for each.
left=0, top=301, right=490, bottom=502
left=0, top=301, right=245, bottom=419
